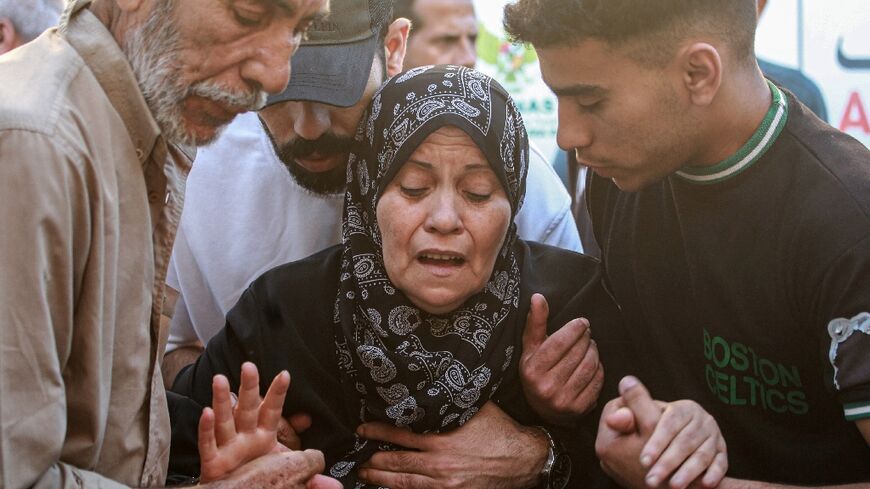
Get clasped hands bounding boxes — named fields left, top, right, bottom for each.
left=521, top=293, right=728, bottom=489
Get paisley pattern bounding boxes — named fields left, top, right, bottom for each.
left=330, top=66, right=530, bottom=485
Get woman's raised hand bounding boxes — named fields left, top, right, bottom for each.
left=520, top=293, right=605, bottom=425
left=197, top=362, right=290, bottom=482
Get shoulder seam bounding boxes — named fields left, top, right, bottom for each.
left=777, top=126, right=870, bottom=222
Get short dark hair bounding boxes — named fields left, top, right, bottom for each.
left=503, top=0, right=758, bottom=66
left=393, top=0, right=422, bottom=31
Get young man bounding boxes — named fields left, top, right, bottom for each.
left=504, top=0, right=870, bottom=487
left=0, top=0, right=339, bottom=487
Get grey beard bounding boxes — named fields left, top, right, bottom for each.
left=122, top=1, right=192, bottom=146
left=122, top=3, right=268, bottom=147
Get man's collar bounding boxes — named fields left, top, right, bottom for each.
left=675, top=79, right=789, bottom=185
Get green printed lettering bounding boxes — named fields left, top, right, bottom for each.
left=744, top=376, right=766, bottom=409
left=712, top=336, right=730, bottom=368
left=747, top=346, right=759, bottom=375
left=787, top=391, right=809, bottom=415
left=766, top=388, right=787, bottom=413
left=703, top=329, right=712, bottom=360
left=705, top=335, right=808, bottom=416
left=730, top=342, right=749, bottom=371
left=728, top=374, right=747, bottom=405
left=705, top=364, right=718, bottom=395
left=759, top=359, right=780, bottom=386
left=778, top=364, right=802, bottom=388
left=744, top=376, right=761, bottom=406
left=713, top=370, right=730, bottom=404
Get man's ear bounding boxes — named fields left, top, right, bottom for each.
left=383, top=17, right=411, bottom=77
left=678, top=42, right=722, bottom=107
left=0, top=18, right=20, bottom=54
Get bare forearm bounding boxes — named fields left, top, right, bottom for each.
left=163, top=344, right=204, bottom=388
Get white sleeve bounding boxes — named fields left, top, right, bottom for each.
left=164, top=232, right=208, bottom=353
left=514, top=144, right=583, bottom=252
left=166, top=293, right=200, bottom=353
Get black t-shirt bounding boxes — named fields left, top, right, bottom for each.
left=588, top=87, right=870, bottom=484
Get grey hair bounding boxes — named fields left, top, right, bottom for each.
left=0, top=0, right=64, bottom=43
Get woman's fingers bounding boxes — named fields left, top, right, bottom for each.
left=198, top=407, right=218, bottom=463
left=235, top=362, right=262, bottom=432
left=258, top=370, right=291, bottom=430
left=211, top=374, right=238, bottom=444
left=564, top=338, right=603, bottom=414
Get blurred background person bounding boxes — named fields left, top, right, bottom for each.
left=757, top=0, right=828, bottom=121
left=0, top=0, right=63, bottom=54
left=395, top=0, right=477, bottom=68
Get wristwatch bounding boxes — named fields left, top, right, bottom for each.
left=536, top=427, right=571, bottom=489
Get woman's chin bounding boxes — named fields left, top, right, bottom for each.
left=406, top=288, right=473, bottom=316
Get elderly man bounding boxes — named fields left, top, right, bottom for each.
left=0, top=0, right=62, bottom=54
left=505, top=0, right=870, bottom=487
left=0, top=0, right=342, bottom=487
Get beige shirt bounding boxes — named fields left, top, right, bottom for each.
left=0, top=1, right=189, bottom=487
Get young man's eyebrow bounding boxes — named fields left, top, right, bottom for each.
left=548, top=83, right=607, bottom=98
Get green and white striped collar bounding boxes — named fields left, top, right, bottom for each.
left=676, top=80, right=788, bottom=185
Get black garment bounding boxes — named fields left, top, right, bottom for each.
left=166, top=392, right=203, bottom=485
left=173, top=242, right=622, bottom=488
left=588, top=90, right=870, bottom=484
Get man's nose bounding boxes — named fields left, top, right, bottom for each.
left=293, top=102, right=331, bottom=141
left=454, top=36, right=477, bottom=68
left=556, top=104, right=594, bottom=152
left=239, top=28, right=301, bottom=95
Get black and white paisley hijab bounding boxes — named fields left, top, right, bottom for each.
left=329, top=65, right=530, bottom=481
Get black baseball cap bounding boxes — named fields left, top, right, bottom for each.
left=265, top=0, right=393, bottom=108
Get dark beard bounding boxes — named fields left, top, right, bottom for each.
left=261, top=120, right=358, bottom=195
